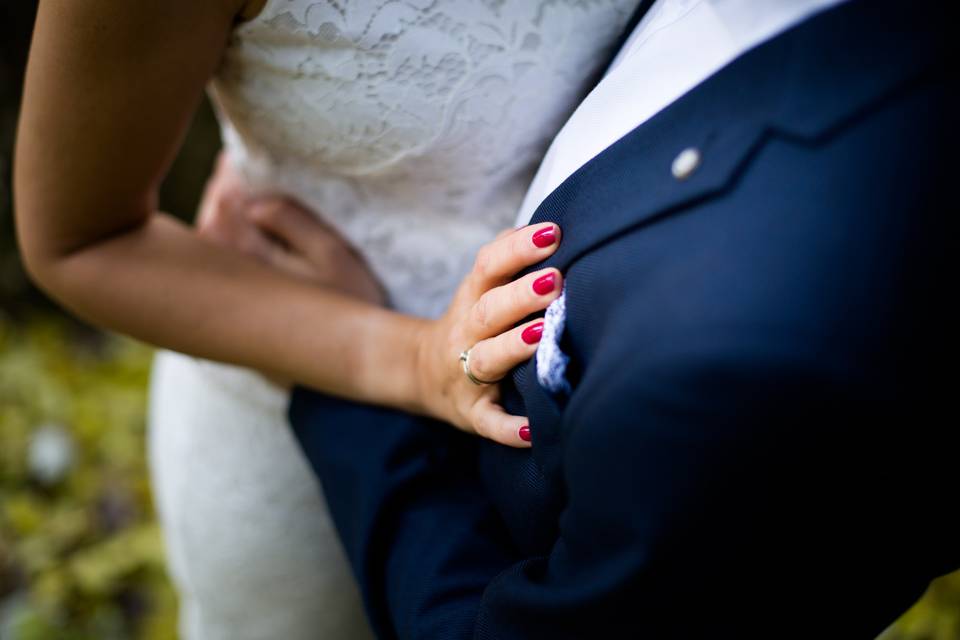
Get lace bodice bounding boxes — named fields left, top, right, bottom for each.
left=211, top=0, right=639, bottom=317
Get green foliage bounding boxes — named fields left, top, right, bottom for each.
left=1, top=7, right=207, bottom=637
left=0, top=314, right=176, bottom=640
left=882, top=573, right=960, bottom=640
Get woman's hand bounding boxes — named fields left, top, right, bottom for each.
left=191, top=154, right=388, bottom=388
left=195, top=153, right=385, bottom=306
left=413, top=223, right=563, bottom=448
left=194, top=154, right=562, bottom=448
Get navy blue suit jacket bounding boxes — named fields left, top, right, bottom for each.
left=290, top=1, right=958, bottom=637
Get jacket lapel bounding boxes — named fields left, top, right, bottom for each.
left=525, top=0, right=945, bottom=276
left=508, top=0, right=947, bottom=452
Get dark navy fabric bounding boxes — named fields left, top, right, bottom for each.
left=290, top=1, right=959, bottom=638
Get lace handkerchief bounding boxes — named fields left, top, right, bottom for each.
left=536, top=285, right=571, bottom=395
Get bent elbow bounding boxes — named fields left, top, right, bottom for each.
left=12, top=200, right=86, bottom=304
left=14, top=212, right=57, bottom=293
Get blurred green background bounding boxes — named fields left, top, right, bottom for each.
left=1, top=2, right=218, bottom=638
left=0, top=3, right=957, bottom=639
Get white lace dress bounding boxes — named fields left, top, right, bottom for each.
left=148, top=1, right=638, bottom=638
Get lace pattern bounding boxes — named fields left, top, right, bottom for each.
left=211, top=0, right=639, bottom=317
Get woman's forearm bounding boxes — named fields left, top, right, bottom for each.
left=31, top=212, right=428, bottom=412
left=15, top=0, right=550, bottom=446
left=14, top=1, right=428, bottom=415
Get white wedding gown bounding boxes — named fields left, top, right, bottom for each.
left=148, top=1, right=638, bottom=638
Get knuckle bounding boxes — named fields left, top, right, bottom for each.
left=480, top=411, right=499, bottom=440
left=471, top=295, right=492, bottom=331
left=236, top=234, right=262, bottom=257
left=488, top=334, right=510, bottom=366
left=252, top=202, right=283, bottom=226
left=197, top=217, right=228, bottom=242
left=508, top=229, right=527, bottom=258
left=514, top=277, right=533, bottom=308
left=469, top=348, right=488, bottom=380
left=487, top=416, right=509, bottom=444
left=473, top=244, right=495, bottom=278
left=504, top=330, right=524, bottom=358
left=500, top=338, right=525, bottom=371
left=199, top=205, right=227, bottom=229
left=196, top=219, right=215, bottom=238
left=469, top=408, right=487, bottom=437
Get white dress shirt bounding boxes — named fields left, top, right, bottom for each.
left=523, top=0, right=848, bottom=392
left=517, top=0, right=846, bottom=226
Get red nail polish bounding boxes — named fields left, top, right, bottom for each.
left=519, top=425, right=532, bottom=442
left=531, top=226, right=557, bottom=248
left=532, top=273, right=556, bottom=295
left=522, top=322, right=544, bottom=344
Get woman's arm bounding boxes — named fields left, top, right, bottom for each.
left=14, top=0, right=562, bottom=445
left=15, top=0, right=426, bottom=411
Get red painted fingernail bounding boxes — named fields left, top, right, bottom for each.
left=522, top=322, right=544, bottom=344
left=519, top=425, right=532, bottom=442
left=531, top=226, right=557, bottom=248
left=532, top=273, right=556, bottom=295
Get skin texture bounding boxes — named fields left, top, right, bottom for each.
left=195, top=153, right=386, bottom=305
left=14, top=0, right=561, bottom=446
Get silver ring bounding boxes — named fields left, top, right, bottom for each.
left=459, top=348, right=500, bottom=386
